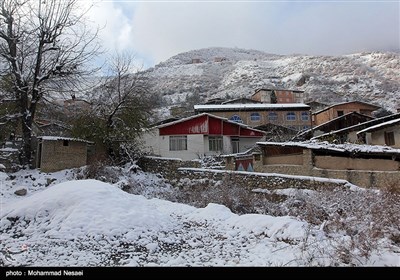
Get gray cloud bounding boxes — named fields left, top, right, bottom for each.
left=90, top=1, right=399, bottom=66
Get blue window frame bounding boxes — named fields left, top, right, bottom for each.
left=230, top=115, right=243, bottom=123
left=250, top=113, right=261, bottom=122
left=301, top=112, right=309, bottom=121
left=286, top=112, right=296, bottom=121
left=268, top=112, right=278, bottom=121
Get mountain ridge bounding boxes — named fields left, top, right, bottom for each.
left=143, top=47, right=399, bottom=117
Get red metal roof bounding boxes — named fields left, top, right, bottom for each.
left=158, top=113, right=265, bottom=137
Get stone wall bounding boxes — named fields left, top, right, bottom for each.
left=137, top=156, right=201, bottom=180
left=0, top=148, right=20, bottom=172
left=177, top=168, right=350, bottom=191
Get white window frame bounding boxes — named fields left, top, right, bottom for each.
left=169, top=136, right=187, bottom=151
left=209, top=136, right=223, bottom=152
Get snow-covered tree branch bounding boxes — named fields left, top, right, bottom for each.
left=0, top=0, right=100, bottom=166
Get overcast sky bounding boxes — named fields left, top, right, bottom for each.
left=84, top=0, right=400, bottom=68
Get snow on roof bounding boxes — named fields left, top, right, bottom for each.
left=155, top=113, right=266, bottom=134
left=313, top=100, right=380, bottom=115
left=296, top=111, right=373, bottom=138
left=357, top=118, right=400, bottom=134
left=39, top=136, right=93, bottom=144
left=256, top=140, right=400, bottom=155
left=194, top=103, right=310, bottom=111
left=312, top=113, right=400, bottom=140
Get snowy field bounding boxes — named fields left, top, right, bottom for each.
left=0, top=167, right=399, bottom=267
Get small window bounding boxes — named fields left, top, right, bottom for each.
left=286, top=112, right=296, bottom=121
left=250, top=113, right=261, bottom=122
left=169, top=136, right=187, bottom=151
left=63, top=140, right=69, bottom=146
left=384, top=131, right=395, bottom=146
left=230, top=115, right=243, bottom=123
left=209, top=136, right=223, bottom=152
left=268, top=112, right=278, bottom=121
left=337, top=110, right=344, bottom=117
left=301, top=112, right=309, bottom=121
left=231, top=137, right=239, bottom=154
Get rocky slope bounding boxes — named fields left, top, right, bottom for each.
left=144, top=47, right=399, bottom=115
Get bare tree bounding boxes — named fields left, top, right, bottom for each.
left=72, top=52, right=153, bottom=164
left=0, top=0, right=100, bottom=166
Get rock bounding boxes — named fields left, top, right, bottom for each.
left=0, top=163, right=6, bottom=171
left=46, top=178, right=57, bottom=187
left=14, top=188, right=27, bottom=196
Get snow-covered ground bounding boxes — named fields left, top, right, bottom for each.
left=0, top=167, right=399, bottom=266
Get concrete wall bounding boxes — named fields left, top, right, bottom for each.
left=39, top=140, right=87, bottom=172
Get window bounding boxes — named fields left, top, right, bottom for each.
left=301, top=112, right=309, bottom=121
left=230, top=115, right=243, bottom=123
left=268, top=112, right=278, bottom=121
left=63, top=140, right=69, bottom=146
left=169, top=136, right=187, bottom=151
left=302, top=125, right=311, bottom=130
left=231, top=137, right=239, bottom=154
left=209, top=136, right=223, bottom=152
left=286, top=112, right=296, bottom=121
left=384, top=131, right=395, bottom=146
left=250, top=113, right=261, bottom=122
left=337, top=110, right=344, bottom=117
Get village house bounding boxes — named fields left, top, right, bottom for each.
left=305, top=100, right=329, bottom=113
left=141, top=113, right=266, bottom=161
left=251, top=88, right=305, bottom=104
left=312, top=113, right=400, bottom=144
left=312, top=101, right=380, bottom=126
left=36, top=136, right=94, bottom=172
left=296, top=111, right=374, bottom=141
left=193, top=103, right=311, bottom=131
left=357, top=118, right=400, bottom=148
left=63, top=95, right=91, bottom=117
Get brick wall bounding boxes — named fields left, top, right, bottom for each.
left=39, top=140, right=87, bottom=172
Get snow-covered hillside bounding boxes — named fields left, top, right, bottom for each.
left=145, top=47, right=400, bottom=113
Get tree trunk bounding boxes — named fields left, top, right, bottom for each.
left=19, top=91, right=32, bottom=167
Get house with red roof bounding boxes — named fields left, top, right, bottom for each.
left=142, top=113, right=266, bottom=160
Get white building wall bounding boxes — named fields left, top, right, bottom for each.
left=368, top=126, right=400, bottom=148
left=140, top=129, right=160, bottom=155
left=157, top=134, right=205, bottom=160
left=141, top=130, right=265, bottom=159
left=223, top=136, right=233, bottom=154
left=239, top=137, right=264, bottom=152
